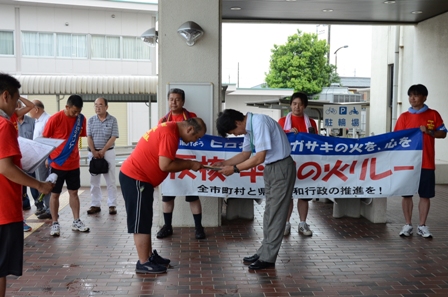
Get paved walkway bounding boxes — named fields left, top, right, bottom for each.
left=9, top=185, right=448, bottom=296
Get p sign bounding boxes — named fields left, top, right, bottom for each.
left=339, top=106, right=347, bottom=115
left=323, top=104, right=362, bottom=129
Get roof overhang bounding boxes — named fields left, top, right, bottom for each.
left=222, top=0, right=448, bottom=25
left=15, top=75, right=158, bottom=102
left=227, top=88, right=294, bottom=97
left=247, top=98, right=370, bottom=110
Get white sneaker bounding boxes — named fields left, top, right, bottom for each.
left=417, top=225, right=432, bottom=238
left=72, top=219, right=90, bottom=232
left=284, top=222, right=291, bottom=236
left=50, top=222, right=60, bottom=236
left=399, top=224, right=413, bottom=237
left=299, top=222, right=313, bottom=236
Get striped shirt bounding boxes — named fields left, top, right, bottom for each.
left=87, top=113, right=119, bottom=149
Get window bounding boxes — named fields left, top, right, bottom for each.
left=19, top=31, right=150, bottom=60
left=122, top=36, right=150, bottom=60
left=91, top=35, right=120, bottom=59
left=22, top=32, right=54, bottom=57
left=56, top=33, right=87, bottom=58
left=0, top=31, right=14, bottom=55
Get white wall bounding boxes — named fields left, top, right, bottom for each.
left=413, top=14, right=448, bottom=162
left=158, top=0, right=221, bottom=227
left=371, top=12, right=448, bottom=165
left=158, top=0, right=221, bottom=135
left=0, top=3, right=156, bottom=75
left=127, top=102, right=159, bottom=145
left=0, top=3, right=157, bottom=145
left=224, top=95, right=283, bottom=121
left=370, top=26, right=392, bottom=135
left=23, top=6, right=155, bottom=75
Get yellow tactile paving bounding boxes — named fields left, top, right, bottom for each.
left=23, top=190, right=85, bottom=239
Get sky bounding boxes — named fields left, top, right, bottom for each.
left=222, top=23, right=372, bottom=88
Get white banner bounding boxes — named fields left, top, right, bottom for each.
left=160, top=128, right=423, bottom=199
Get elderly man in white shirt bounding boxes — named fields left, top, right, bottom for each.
left=29, top=100, right=52, bottom=218
left=86, top=97, right=119, bottom=215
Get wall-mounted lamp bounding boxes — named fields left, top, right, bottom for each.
left=141, top=28, right=158, bottom=47
left=177, top=21, right=204, bottom=46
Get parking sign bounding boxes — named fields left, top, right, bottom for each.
left=323, top=105, right=362, bottom=129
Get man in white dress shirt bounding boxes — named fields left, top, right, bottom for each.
left=29, top=100, right=52, bottom=219
left=215, top=109, right=296, bottom=270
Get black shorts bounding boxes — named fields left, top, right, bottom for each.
left=119, top=171, right=154, bottom=234
left=0, top=222, right=23, bottom=277
left=50, top=168, right=81, bottom=193
left=403, top=169, right=435, bottom=199
left=162, top=195, right=199, bottom=202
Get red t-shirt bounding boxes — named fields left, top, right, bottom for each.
left=43, top=110, right=87, bottom=170
left=0, top=117, right=23, bottom=224
left=121, top=122, right=180, bottom=186
left=278, top=114, right=318, bottom=133
left=10, top=113, right=18, bottom=133
left=394, top=109, right=444, bottom=170
left=158, top=111, right=197, bottom=124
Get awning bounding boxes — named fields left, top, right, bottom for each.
left=15, top=75, right=158, bottom=102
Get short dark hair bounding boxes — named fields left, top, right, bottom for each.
left=290, top=92, right=308, bottom=108
left=408, top=84, right=428, bottom=97
left=0, top=73, right=21, bottom=98
left=216, top=109, right=245, bottom=137
left=186, top=118, right=205, bottom=134
left=168, top=88, right=185, bottom=102
left=97, top=97, right=108, bottom=106
left=67, top=94, right=83, bottom=108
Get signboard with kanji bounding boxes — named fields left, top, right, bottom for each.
left=323, top=104, right=362, bottom=129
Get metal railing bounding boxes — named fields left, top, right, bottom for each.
left=79, top=145, right=135, bottom=166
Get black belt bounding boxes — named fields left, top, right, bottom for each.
left=266, top=156, right=290, bottom=165
left=88, top=147, right=114, bottom=152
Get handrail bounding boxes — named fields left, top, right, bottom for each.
left=79, top=145, right=135, bottom=166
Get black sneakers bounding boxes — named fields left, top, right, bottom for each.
left=156, top=225, right=173, bottom=238
left=157, top=225, right=206, bottom=239
left=195, top=227, right=206, bottom=239
left=151, top=249, right=171, bottom=266
left=135, top=250, right=170, bottom=274
left=135, top=260, right=167, bottom=274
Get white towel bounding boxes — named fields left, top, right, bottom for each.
left=283, top=112, right=311, bottom=131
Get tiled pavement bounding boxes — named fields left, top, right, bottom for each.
left=9, top=185, right=448, bottom=297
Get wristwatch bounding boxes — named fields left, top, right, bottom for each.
left=428, top=130, right=435, bottom=137
left=233, top=165, right=240, bottom=173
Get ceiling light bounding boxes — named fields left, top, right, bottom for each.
left=411, top=11, right=423, bottom=14
left=322, top=9, right=333, bottom=13
left=230, top=6, right=241, bottom=11
left=383, top=1, right=395, bottom=4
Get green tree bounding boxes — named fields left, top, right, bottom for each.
left=265, top=30, right=339, bottom=95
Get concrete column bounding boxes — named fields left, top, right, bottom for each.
left=158, top=0, right=222, bottom=227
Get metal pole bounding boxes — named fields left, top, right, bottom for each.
left=334, top=45, right=348, bottom=73
left=327, top=24, right=331, bottom=64
left=335, top=54, right=338, bottom=71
